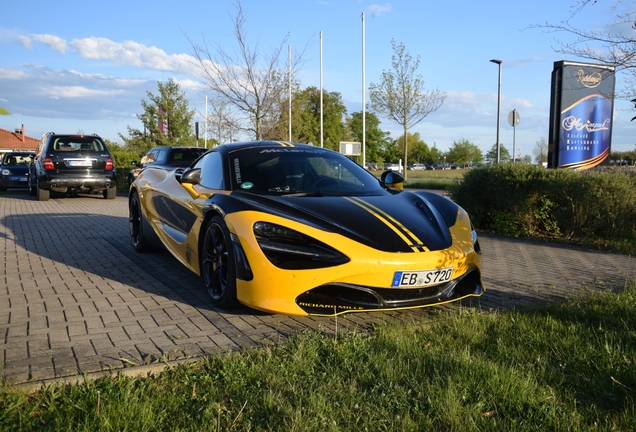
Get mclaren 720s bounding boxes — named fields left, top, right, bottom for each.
left=128, top=141, right=484, bottom=316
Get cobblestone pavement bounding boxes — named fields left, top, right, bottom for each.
left=1, top=192, right=634, bottom=387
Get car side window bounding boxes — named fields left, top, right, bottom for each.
left=155, top=149, right=167, bottom=163
left=198, top=151, right=224, bottom=190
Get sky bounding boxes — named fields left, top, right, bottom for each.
left=1, top=0, right=635, bottom=158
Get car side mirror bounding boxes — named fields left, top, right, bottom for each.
left=381, top=169, right=404, bottom=191
left=180, top=168, right=201, bottom=185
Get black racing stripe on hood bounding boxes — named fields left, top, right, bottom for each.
left=206, top=191, right=454, bottom=252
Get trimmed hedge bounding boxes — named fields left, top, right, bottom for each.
left=448, top=164, right=636, bottom=253
left=111, top=149, right=142, bottom=190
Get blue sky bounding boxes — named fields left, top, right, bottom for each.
left=1, top=0, right=635, bottom=157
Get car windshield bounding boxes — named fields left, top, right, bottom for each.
left=2, top=154, right=33, bottom=166
left=52, top=137, right=107, bottom=152
left=229, top=146, right=384, bottom=196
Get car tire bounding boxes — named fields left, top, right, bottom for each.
left=28, top=174, right=36, bottom=196
left=129, top=191, right=150, bottom=252
left=201, top=216, right=239, bottom=309
left=103, top=185, right=117, bottom=199
left=36, top=182, right=49, bottom=201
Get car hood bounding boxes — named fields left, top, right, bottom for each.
left=214, top=191, right=459, bottom=253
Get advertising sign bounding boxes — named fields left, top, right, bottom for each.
left=548, top=61, right=616, bottom=169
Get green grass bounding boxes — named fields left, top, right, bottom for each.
left=2, top=282, right=635, bottom=431
left=371, top=168, right=466, bottom=190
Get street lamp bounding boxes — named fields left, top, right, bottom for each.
left=490, top=59, right=502, bottom=164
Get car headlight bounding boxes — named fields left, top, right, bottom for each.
left=471, top=225, right=481, bottom=255
left=253, top=222, right=349, bottom=270
left=1, top=169, right=11, bottom=176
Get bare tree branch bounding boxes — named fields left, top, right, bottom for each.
left=533, top=0, right=636, bottom=98
left=187, top=0, right=309, bottom=140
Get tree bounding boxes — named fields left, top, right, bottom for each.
left=119, top=79, right=196, bottom=153
left=205, top=96, right=239, bottom=146
left=369, top=39, right=446, bottom=180
left=348, top=111, right=393, bottom=164
left=533, top=136, right=548, bottom=165
left=486, top=143, right=511, bottom=164
left=445, top=138, right=484, bottom=165
left=266, top=87, right=347, bottom=150
left=403, top=133, right=431, bottom=164
left=189, top=0, right=307, bottom=140
left=537, top=1, right=636, bottom=100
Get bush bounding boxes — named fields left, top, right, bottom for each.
left=449, top=164, right=636, bottom=253
left=111, top=149, right=142, bottom=190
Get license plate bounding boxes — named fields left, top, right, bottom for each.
left=391, top=267, right=454, bottom=288
left=68, top=160, right=92, bottom=167
left=9, top=176, right=27, bottom=182
left=18, top=176, right=27, bottom=182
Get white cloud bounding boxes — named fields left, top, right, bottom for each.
left=42, top=86, right=124, bottom=98
left=30, top=34, right=67, bottom=53
left=17, top=35, right=33, bottom=50
left=68, top=37, right=198, bottom=75
left=367, top=4, right=391, bottom=17
left=0, top=68, right=29, bottom=79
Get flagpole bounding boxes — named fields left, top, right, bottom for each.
left=362, top=13, right=366, bottom=168
left=320, top=31, right=323, bottom=148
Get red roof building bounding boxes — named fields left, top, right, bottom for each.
left=0, top=125, right=39, bottom=153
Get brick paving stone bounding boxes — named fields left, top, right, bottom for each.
left=1, top=193, right=635, bottom=386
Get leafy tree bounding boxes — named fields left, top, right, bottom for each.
left=266, top=87, right=347, bottom=150
left=189, top=0, right=307, bottom=140
left=533, top=137, right=548, bottom=165
left=347, top=111, right=392, bottom=164
left=486, top=143, right=511, bottom=164
left=404, top=133, right=430, bottom=164
left=119, top=79, right=196, bottom=153
left=369, top=39, right=446, bottom=180
left=445, top=138, right=484, bottom=165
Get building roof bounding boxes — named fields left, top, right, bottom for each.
left=0, top=126, right=39, bottom=151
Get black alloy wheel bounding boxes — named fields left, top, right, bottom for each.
left=201, top=216, right=239, bottom=309
left=129, top=191, right=149, bottom=252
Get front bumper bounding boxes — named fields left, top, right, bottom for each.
left=227, top=210, right=484, bottom=316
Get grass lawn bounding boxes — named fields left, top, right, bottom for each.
left=2, top=282, right=635, bottom=431
left=370, top=168, right=466, bottom=190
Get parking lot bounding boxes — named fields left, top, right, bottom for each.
left=1, top=191, right=635, bottom=387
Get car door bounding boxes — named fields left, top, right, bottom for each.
left=144, top=151, right=225, bottom=272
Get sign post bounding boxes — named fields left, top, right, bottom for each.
left=508, top=110, right=520, bottom=162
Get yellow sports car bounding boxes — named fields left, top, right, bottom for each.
left=129, top=141, right=484, bottom=316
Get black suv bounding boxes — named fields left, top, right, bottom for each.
left=29, top=132, right=117, bottom=201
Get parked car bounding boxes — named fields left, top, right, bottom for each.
left=128, top=146, right=207, bottom=186
left=383, top=163, right=402, bottom=172
left=28, top=132, right=117, bottom=201
left=408, top=164, right=429, bottom=171
left=129, top=141, right=484, bottom=315
left=0, top=152, right=35, bottom=190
